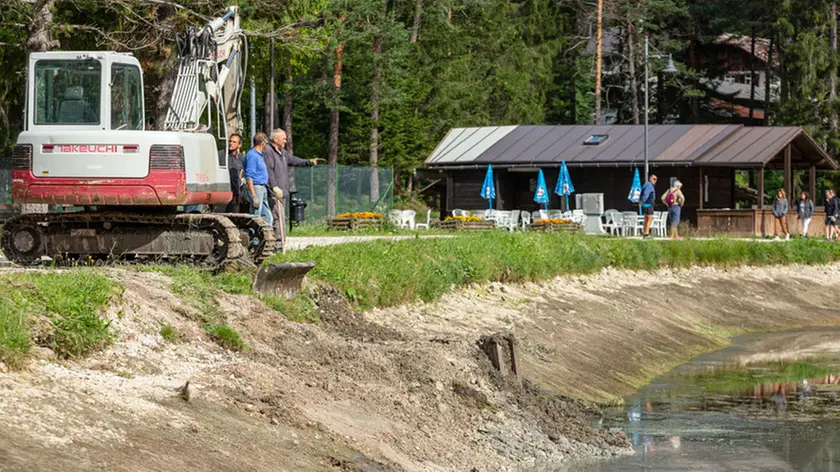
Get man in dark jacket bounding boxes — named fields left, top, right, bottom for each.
left=264, top=129, right=321, bottom=249
left=216, top=134, right=245, bottom=213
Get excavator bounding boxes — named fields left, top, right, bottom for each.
left=3, top=7, right=276, bottom=266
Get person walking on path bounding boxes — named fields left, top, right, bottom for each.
left=772, top=189, right=790, bottom=241
left=827, top=189, right=840, bottom=241
left=243, top=132, right=273, bottom=226
left=264, top=129, right=321, bottom=252
left=640, top=174, right=657, bottom=239
left=795, top=191, right=814, bottom=238
left=824, top=189, right=836, bottom=241
left=660, top=180, right=685, bottom=240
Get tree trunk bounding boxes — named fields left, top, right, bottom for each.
left=263, top=90, right=271, bottom=133
left=830, top=1, right=838, bottom=131
left=569, top=73, right=577, bottom=124
left=657, top=71, right=665, bottom=123
left=23, top=0, right=56, bottom=215
left=690, top=35, right=699, bottom=123
left=748, top=28, right=757, bottom=123
left=283, top=64, right=294, bottom=153
left=627, top=18, right=639, bottom=124
left=410, top=0, right=423, bottom=43
left=25, top=0, right=57, bottom=52
left=370, top=36, right=383, bottom=203
left=327, top=44, right=344, bottom=218
left=593, top=0, right=604, bottom=124
left=764, top=39, right=774, bottom=126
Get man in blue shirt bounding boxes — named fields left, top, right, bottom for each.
left=243, top=132, right=273, bottom=226
left=640, top=174, right=657, bottom=238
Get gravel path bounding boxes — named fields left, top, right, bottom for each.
left=284, top=234, right=455, bottom=250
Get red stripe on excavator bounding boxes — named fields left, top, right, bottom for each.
left=11, top=170, right=232, bottom=206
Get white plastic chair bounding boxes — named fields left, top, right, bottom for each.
left=622, top=212, right=639, bottom=236
left=654, top=211, right=668, bottom=237
left=453, top=209, right=466, bottom=217
left=532, top=210, right=548, bottom=221
left=400, top=210, right=416, bottom=230
left=509, top=210, right=521, bottom=231
left=604, top=211, right=623, bottom=236
left=548, top=209, right=563, bottom=220
left=520, top=211, right=532, bottom=230
left=415, top=209, right=432, bottom=230
left=389, top=210, right=402, bottom=226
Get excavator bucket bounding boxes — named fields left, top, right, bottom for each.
left=253, top=262, right=316, bottom=298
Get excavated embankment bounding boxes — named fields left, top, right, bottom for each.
left=2, top=263, right=840, bottom=471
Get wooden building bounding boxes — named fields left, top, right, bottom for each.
left=422, top=124, right=838, bottom=236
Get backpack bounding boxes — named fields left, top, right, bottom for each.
left=664, top=191, right=676, bottom=207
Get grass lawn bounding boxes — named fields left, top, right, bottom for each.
left=269, top=232, right=840, bottom=310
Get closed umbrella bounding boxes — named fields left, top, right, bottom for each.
left=534, top=169, right=550, bottom=212
left=554, top=161, right=575, bottom=212
left=628, top=168, right=642, bottom=215
left=480, top=164, right=496, bottom=214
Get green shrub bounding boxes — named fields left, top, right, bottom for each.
left=205, top=324, right=246, bottom=351
left=159, top=323, right=180, bottom=342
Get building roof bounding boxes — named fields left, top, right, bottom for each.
left=425, top=125, right=837, bottom=170
left=715, top=33, right=772, bottom=64
left=700, top=78, right=779, bottom=103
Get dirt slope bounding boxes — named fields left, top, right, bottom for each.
left=370, top=264, right=840, bottom=404
left=0, top=270, right=625, bottom=472
left=4, top=263, right=839, bottom=471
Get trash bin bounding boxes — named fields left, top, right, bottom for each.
left=291, top=198, right=306, bottom=223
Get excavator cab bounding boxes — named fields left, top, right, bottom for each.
left=29, top=52, right=144, bottom=131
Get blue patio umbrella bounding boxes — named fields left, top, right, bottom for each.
left=534, top=169, right=550, bottom=211
left=628, top=168, right=642, bottom=215
left=480, top=164, right=496, bottom=212
left=554, top=161, right=575, bottom=212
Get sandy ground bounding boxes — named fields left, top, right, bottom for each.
left=2, top=263, right=840, bottom=471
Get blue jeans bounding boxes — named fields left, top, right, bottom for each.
left=249, top=185, right=273, bottom=226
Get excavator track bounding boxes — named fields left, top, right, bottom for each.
left=0, top=212, right=274, bottom=268
left=217, top=213, right=276, bottom=265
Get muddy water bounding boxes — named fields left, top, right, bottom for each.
left=569, top=328, right=840, bottom=471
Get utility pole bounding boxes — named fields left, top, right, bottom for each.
left=593, top=0, right=604, bottom=124
left=249, top=77, right=256, bottom=145
left=270, top=38, right=276, bottom=131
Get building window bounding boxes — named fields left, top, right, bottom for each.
left=583, top=134, right=609, bottom=145
left=724, top=73, right=735, bottom=83
left=744, top=73, right=751, bottom=86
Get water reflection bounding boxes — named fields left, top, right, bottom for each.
left=569, top=350, right=840, bottom=471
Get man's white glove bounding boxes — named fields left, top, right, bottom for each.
left=273, top=186, right=283, bottom=200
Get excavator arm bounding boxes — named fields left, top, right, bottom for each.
left=163, top=6, right=247, bottom=140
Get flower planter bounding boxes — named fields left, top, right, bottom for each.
left=327, top=217, right=384, bottom=231
left=434, top=220, right=497, bottom=231
left=528, top=222, right=581, bottom=233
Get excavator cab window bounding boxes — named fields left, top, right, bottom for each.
left=34, top=60, right=101, bottom=125
left=110, top=63, right=143, bottom=130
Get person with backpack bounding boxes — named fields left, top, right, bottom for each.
left=772, top=189, right=790, bottom=241
left=795, top=191, right=814, bottom=238
left=661, top=180, right=685, bottom=240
